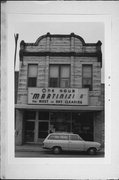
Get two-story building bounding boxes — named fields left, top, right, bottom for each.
left=15, top=33, right=104, bottom=147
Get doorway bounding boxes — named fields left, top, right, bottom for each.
left=24, top=121, right=35, bottom=142
left=37, top=111, right=49, bottom=141
left=38, top=121, right=49, bottom=138
left=24, top=111, right=36, bottom=143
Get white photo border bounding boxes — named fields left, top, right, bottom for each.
left=2, top=2, right=115, bottom=179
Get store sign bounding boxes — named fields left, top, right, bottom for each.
left=28, top=88, right=88, bottom=105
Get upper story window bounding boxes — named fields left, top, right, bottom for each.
left=49, top=65, right=70, bottom=88
left=28, top=64, right=38, bottom=87
left=82, top=64, right=92, bottom=91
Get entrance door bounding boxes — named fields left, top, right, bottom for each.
left=24, top=121, right=35, bottom=142
left=23, top=111, right=36, bottom=143
left=38, top=121, right=49, bottom=139
left=38, top=112, right=49, bottom=140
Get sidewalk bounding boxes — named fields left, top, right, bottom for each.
left=15, top=143, right=104, bottom=153
left=15, top=143, right=44, bottom=152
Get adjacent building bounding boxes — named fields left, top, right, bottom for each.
left=15, top=33, right=104, bottom=147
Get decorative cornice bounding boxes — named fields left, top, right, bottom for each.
left=22, top=33, right=102, bottom=47
left=19, top=33, right=102, bottom=66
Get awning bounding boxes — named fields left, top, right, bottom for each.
left=15, top=104, right=103, bottom=111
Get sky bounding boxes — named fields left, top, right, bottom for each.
left=15, top=22, right=104, bottom=82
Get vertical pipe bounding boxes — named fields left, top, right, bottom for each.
left=34, top=111, right=38, bottom=143
left=71, top=112, right=72, bottom=132
left=14, top=33, right=19, bottom=70
left=48, top=111, right=50, bottom=134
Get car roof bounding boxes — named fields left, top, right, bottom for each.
left=48, top=132, right=76, bottom=135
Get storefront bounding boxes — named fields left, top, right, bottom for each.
left=23, top=110, right=94, bottom=143
left=22, top=87, right=95, bottom=142
left=16, top=102, right=103, bottom=145
left=15, top=33, right=104, bottom=146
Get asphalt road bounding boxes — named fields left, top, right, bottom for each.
left=15, top=150, right=104, bottom=158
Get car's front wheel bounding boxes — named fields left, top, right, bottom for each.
left=53, top=146, right=62, bottom=154
left=87, top=147, right=97, bottom=155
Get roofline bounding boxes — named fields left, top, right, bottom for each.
left=49, top=132, right=74, bottom=134
left=21, top=33, right=102, bottom=47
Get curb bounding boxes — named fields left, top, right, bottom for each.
left=15, top=149, right=43, bottom=152
left=15, top=146, right=104, bottom=154
left=15, top=146, right=44, bottom=152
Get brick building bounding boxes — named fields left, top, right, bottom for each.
left=15, top=33, right=104, bottom=147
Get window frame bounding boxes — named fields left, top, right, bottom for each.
left=82, top=64, right=93, bottom=91
left=48, top=135, right=60, bottom=140
left=48, top=134, right=69, bottom=140
left=49, top=64, right=71, bottom=88
left=70, top=134, right=82, bottom=141
left=27, top=64, right=38, bottom=87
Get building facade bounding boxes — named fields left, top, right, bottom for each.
left=15, top=33, right=104, bottom=147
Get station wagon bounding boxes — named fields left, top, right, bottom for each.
left=43, top=132, right=101, bottom=155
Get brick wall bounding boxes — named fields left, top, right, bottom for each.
left=94, top=111, right=104, bottom=147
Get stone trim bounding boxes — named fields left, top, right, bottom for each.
left=21, top=51, right=101, bottom=57
left=15, top=104, right=104, bottom=111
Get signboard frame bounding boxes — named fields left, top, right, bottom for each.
left=28, top=88, right=89, bottom=106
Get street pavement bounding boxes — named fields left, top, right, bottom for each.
left=15, top=144, right=104, bottom=158
left=15, top=151, right=104, bottom=157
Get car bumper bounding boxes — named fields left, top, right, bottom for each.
left=43, top=146, right=51, bottom=150
left=97, top=147, right=102, bottom=151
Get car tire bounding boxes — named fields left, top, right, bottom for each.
left=53, top=147, right=62, bottom=154
left=87, top=147, right=97, bottom=155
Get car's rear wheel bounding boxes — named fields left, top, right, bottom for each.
left=87, top=147, right=97, bottom=155
left=53, top=147, right=62, bottom=154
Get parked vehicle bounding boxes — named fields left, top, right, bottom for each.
left=43, top=132, right=101, bottom=155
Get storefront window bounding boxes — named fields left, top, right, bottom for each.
left=72, top=112, right=93, bottom=141
left=23, top=111, right=94, bottom=142
left=50, top=112, right=71, bottom=133
left=24, top=111, right=36, bottom=120
left=38, top=112, right=49, bottom=120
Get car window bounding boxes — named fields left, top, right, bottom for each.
left=59, top=135, right=69, bottom=140
left=48, top=135, right=60, bottom=140
left=48, top=134, right=69, bottom=140
left=70, top=135, right=80, bottom=141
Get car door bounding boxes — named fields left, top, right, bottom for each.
left=69, top=134, right=84, bottom=151
left=58, top=135, right=69, bottom=150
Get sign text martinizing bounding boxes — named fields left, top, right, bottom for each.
left=28, top=88, right=88, bottom=105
